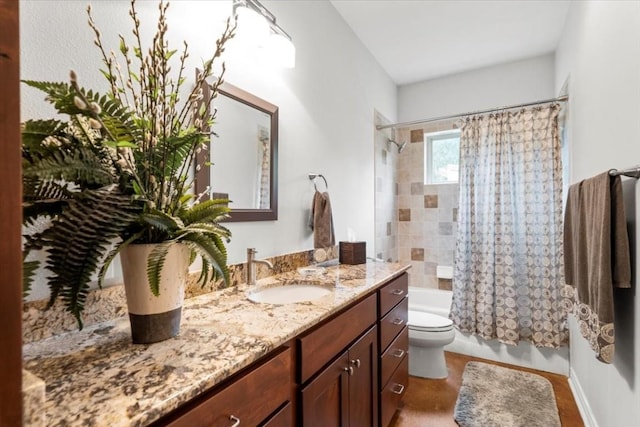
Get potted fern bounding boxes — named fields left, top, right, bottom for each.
left=22, top=0, right=235, bottom=343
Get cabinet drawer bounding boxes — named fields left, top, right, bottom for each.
left=298, top=293, right=377, bottom=383
left=380, top=355, right=408, bottom=427
left=164, top=347, right=291, bottom=427
left=378, top=273, right=408, bottom=318
left=260, top=402, right=292, bottom=427
left=379, top=326, right=408, bottom=389
left=379, top=297, right=408, bottom=352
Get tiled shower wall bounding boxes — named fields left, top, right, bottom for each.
left=396, top=121, right=459, bottom=290
left=374, top=112, right=398, bottom=262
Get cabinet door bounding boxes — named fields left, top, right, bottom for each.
left=301, top=354, right=349, bottom=427
left=348, top=326, right=378, bottom=427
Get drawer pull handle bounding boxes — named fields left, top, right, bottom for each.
left=392, top=318, right=405, bottom=326
left=351, top=358, right=361, bottom=368
left=391, top=384, right=405, bottom=395
left=391, top=289, right=405, bottom=296
left=391, top=349, right=405, bottom=358
left=344, top=366, right=354, bottom=376
left=229, top=415, right=241, bottom=426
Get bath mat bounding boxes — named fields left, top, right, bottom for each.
left=454, top=361, right=561, bottom=427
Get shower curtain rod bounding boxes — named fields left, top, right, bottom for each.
left=375, top=95, right=569, bottom=130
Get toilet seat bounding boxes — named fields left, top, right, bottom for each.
left=408, top=311, right=454, bottom=332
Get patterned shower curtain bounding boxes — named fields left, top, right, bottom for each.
left=449, top=104, right=568, bottom=348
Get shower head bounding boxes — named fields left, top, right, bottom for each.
left=387, top=139, right=407, bottom=153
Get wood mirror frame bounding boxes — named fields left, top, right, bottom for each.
left=195, top=82, right=278, bottom=222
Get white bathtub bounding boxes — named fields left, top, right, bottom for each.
left=408, top=286, right=570, bottom=375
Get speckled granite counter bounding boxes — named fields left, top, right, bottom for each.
left=23, top=261, right=409, bottom=426
left=22, top=370, right=45, bottom=427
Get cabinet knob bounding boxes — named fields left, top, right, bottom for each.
left=350, top=358, right=361, bottom=368
left=391, top=318, right=405, bottom=326
left=229, top=415, right=241, bottom=427
left=391, top=289, right=404, bottom=296
left=391, top=383, right=405, bottom=395
left=391, top=349, right=405, bottom=358
left=343, top=366, right=354, bottom=376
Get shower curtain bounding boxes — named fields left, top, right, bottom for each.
left=449, top=104, right=568, bottom=348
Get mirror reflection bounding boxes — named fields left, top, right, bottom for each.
left=195, top=81, right=278, bottom=221
left=212, top=95, right=271, bottom=209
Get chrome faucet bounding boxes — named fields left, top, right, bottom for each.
left=246, top=248, right=274, bottom=286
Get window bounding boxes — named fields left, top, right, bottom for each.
left=424, top=130, right=460, bottom=184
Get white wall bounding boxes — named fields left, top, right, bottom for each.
left=555, top=1, right=640, bottom=426
left=224, top=0, right=396, bottom=262
left=396, top=54, right=557, bottom=203
left=20, top=0, right=397, bottom=299
left=398, top=54, right=555, bottom=122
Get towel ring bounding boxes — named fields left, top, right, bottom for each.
left=308, top=173, right=328, bottom=192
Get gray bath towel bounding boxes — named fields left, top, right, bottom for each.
left=563, top=171, right=631, bottom=363
left=310, top=191, right=335, bottom=248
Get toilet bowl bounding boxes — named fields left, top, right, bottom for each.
left=408, top=310, right=455, bottom=379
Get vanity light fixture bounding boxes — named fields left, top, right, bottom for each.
left=232, top=0, right=296, bottom=68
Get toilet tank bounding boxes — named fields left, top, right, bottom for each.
left=408, top=287, right=453, bottom=318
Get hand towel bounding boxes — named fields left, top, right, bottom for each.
left=563, top=172, right=631, bottom=363
left=310, top=191, right=335, bottom=248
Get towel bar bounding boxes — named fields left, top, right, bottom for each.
left=309, top=173, right=329, bottom=191
left=609, top=167, right=640, bottom=179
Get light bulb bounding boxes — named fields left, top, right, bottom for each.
left=235, top=5, right=270, bottom=47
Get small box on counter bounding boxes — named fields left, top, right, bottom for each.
left=339, top=241, right=366, bottom=265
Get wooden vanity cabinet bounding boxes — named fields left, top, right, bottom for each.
left=156, top=346, right=292, bottom=427
left=300, top=326, right=377, bottom=427
left=153, top=271, right=410, bottom=427
left=380, top=327, right=408, bottom=388
left=377, top=273, right=409, bottom=427
left=297, top=293, right=378, bottom=426
left=380, top=356, right=408, bottom=427
left=261, top=402, right=293, bottom=427
left=297, top=294, right=377, bottom=384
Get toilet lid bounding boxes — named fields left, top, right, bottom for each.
left=409, top=311, right=454, bottom=332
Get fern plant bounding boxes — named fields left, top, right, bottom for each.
left=22, top=0, right=235, bottom=328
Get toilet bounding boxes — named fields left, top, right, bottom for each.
left=408, top=310, right=455, bottom=379
left=407, top=265, right=455, bottom=379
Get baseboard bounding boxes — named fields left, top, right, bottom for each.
left=568, top=367, right=598, bottom=427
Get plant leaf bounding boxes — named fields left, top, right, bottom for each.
left=179, top=199, right=230, bottom=226
left=96, top=231, right=144, bottom=289
left=35, top=184, right=142, bottom=328
left=22, top=260, right=39, bottom=297
left=23, top=147, right=115, bottom=188
left=146, top=243, right=172, bottom=296
left=178, top=231, right=229, bottom=288
left=140, top=210, right=184, bottom=235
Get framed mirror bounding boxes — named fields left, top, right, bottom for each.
left=195, top=81, right=278, bottom=221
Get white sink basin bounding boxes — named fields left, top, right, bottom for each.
left=248, top=284, right=332, bottom=304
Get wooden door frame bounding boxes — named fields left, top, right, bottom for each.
left=0, top=0, right=23, bottom=425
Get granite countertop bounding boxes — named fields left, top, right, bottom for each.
left=23, top=261, right=409, bottom=427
